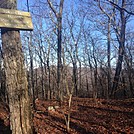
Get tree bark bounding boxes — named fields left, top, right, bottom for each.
left=0, top=0, right=33, bottom=134
left=47, top=0, right=64, bottom=100
left=111, top=0, right=126, bottom=97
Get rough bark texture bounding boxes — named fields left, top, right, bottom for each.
left=1, top=0, right=33, bottom=134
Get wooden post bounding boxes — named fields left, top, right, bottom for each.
left=0, top=0, right=33, bottom=134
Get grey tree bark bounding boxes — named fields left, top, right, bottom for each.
left=0, top=0, right=33, bottom=133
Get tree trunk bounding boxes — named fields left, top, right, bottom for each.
left=47, top=43, right=51, bottom=100
left=57, top=14, right=62, bottom=99
left=0, top=0, right=33, bottom=134
left=28, top=35, right=35, bottom=109
left=92, top=39, right=98, bottom=100
left=107, top=18, right=111, bottom=99
left=73, top=62, right=78, bottom=96
left=47, top=0, right=64, bottom=100
left=111, top=0, right=126, bottom=97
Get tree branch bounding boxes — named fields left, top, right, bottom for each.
left=108, top=0, right=134, bottom=15
left=47, top=0, right=58, bottom=17
left=59, top=0, right=64, bottom=16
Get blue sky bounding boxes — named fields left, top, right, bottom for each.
left=17, top=0, right=35, bottom=11
left=16, top=0, right=134, bottom=68
left=17, top=0, right=134, bottom=34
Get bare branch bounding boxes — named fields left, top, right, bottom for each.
left=47, top=0, right=58, bottom=17
left=59, top=0, right=64, bottom=16
left=108, top=0, right=134, bottom=15
left=98, top=0, right=111, bottom=19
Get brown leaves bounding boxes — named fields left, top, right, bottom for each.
left=0, top=98, right=134, bottom=133
left=32, top=98, right=134, bottom=133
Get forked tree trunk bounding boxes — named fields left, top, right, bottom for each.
left=111, top=0, right=126, bottom=97
left=1, top=0, right=33, bottom=134
left=47, top=0, right=64, bottom=101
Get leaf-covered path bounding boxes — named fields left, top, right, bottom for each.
left=0, top=97, right=134, bottom=133
left=33, top=98, right=134, bottom=133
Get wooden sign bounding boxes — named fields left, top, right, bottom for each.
left=0, top=8, right=33, bottom=30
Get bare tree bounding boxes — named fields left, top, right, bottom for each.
left=47, top=0, right=64, bottom=100
left=109, top=0, right=129, bottom=97
left=94, top=0, right=134, bottom=98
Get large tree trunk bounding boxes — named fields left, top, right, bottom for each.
left=1, top=0, right=33, bottom=134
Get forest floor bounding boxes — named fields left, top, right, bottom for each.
left=0, top=97, right=134, bottom=134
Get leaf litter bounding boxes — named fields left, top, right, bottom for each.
left=0, top=97, right=134, bottom=134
